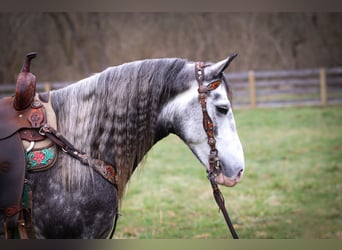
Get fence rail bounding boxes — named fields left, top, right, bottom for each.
left=1, top=67, right=342, bottom=109
left=227, top=66, right=342, bottom=108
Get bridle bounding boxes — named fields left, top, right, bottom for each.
left=196, top=62, right=222, bottom=179
left=195, top=61, right=239, bottom=239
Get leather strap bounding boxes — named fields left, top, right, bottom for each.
left=17, top=219, right=28, bottom=239
left=39, top=124, right=117, bottom=185
left=195, top=62, right=239, bottom=239
left=195, top=62, right=222, bottom=179
left=210, top=179, right=239, bottom=239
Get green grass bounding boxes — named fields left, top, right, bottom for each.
left=114, top=106, right=342, bottom=239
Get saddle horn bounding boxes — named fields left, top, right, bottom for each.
left=13, top=52, right=38, bottom=111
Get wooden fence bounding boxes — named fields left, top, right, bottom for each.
left=227, top=67, right=342, bottom=108
left=1, top=67, right=342, bottom=109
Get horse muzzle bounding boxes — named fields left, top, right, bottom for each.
left=214, top=169, right=244, bottom=187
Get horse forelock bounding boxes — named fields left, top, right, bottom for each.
left=51, top=58, right=188, bottom=198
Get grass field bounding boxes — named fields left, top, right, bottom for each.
left=114, top=106, right=342, bottom=239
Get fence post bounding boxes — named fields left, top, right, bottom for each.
left=248, top=70, right=256, bottom=109
left=319, top=68, right=327, bottom=107
left=44, top=82, right=51, bottom=92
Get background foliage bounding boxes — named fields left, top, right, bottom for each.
left=1, top=13, right=342, bottom=83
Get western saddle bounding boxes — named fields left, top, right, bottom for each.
left=0, top=53, right=117, bottom=239
left=0, top=52, right=52, bottom=239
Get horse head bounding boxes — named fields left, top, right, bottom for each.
left=159, top=54, right=245, bottom=187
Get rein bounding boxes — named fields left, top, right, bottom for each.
left=195, top=62, right=239, bottom=239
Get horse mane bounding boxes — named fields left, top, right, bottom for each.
left=51, top=58, right=188, bottom=199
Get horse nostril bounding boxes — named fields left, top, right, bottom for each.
left=236, top=169, right=244, bottom=181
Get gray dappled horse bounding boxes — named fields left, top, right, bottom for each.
left=3, top=56, right=245, bottom=238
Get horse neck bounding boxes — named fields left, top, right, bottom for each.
left=50, top=59, right=190, bottom=196
left=51, top=70, right=171, bottom=174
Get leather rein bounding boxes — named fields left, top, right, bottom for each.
left=195, top=62, right=239, bottom=239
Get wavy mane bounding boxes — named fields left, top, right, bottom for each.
left=51, top=58, right=188, bottom=198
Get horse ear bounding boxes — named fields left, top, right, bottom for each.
left=205, top=53, right=238, bottom=78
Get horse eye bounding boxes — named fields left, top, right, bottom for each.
left=216, top=106, right=229, bottom=115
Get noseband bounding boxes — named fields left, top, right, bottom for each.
left=195, top=62, right=239, bottom=239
